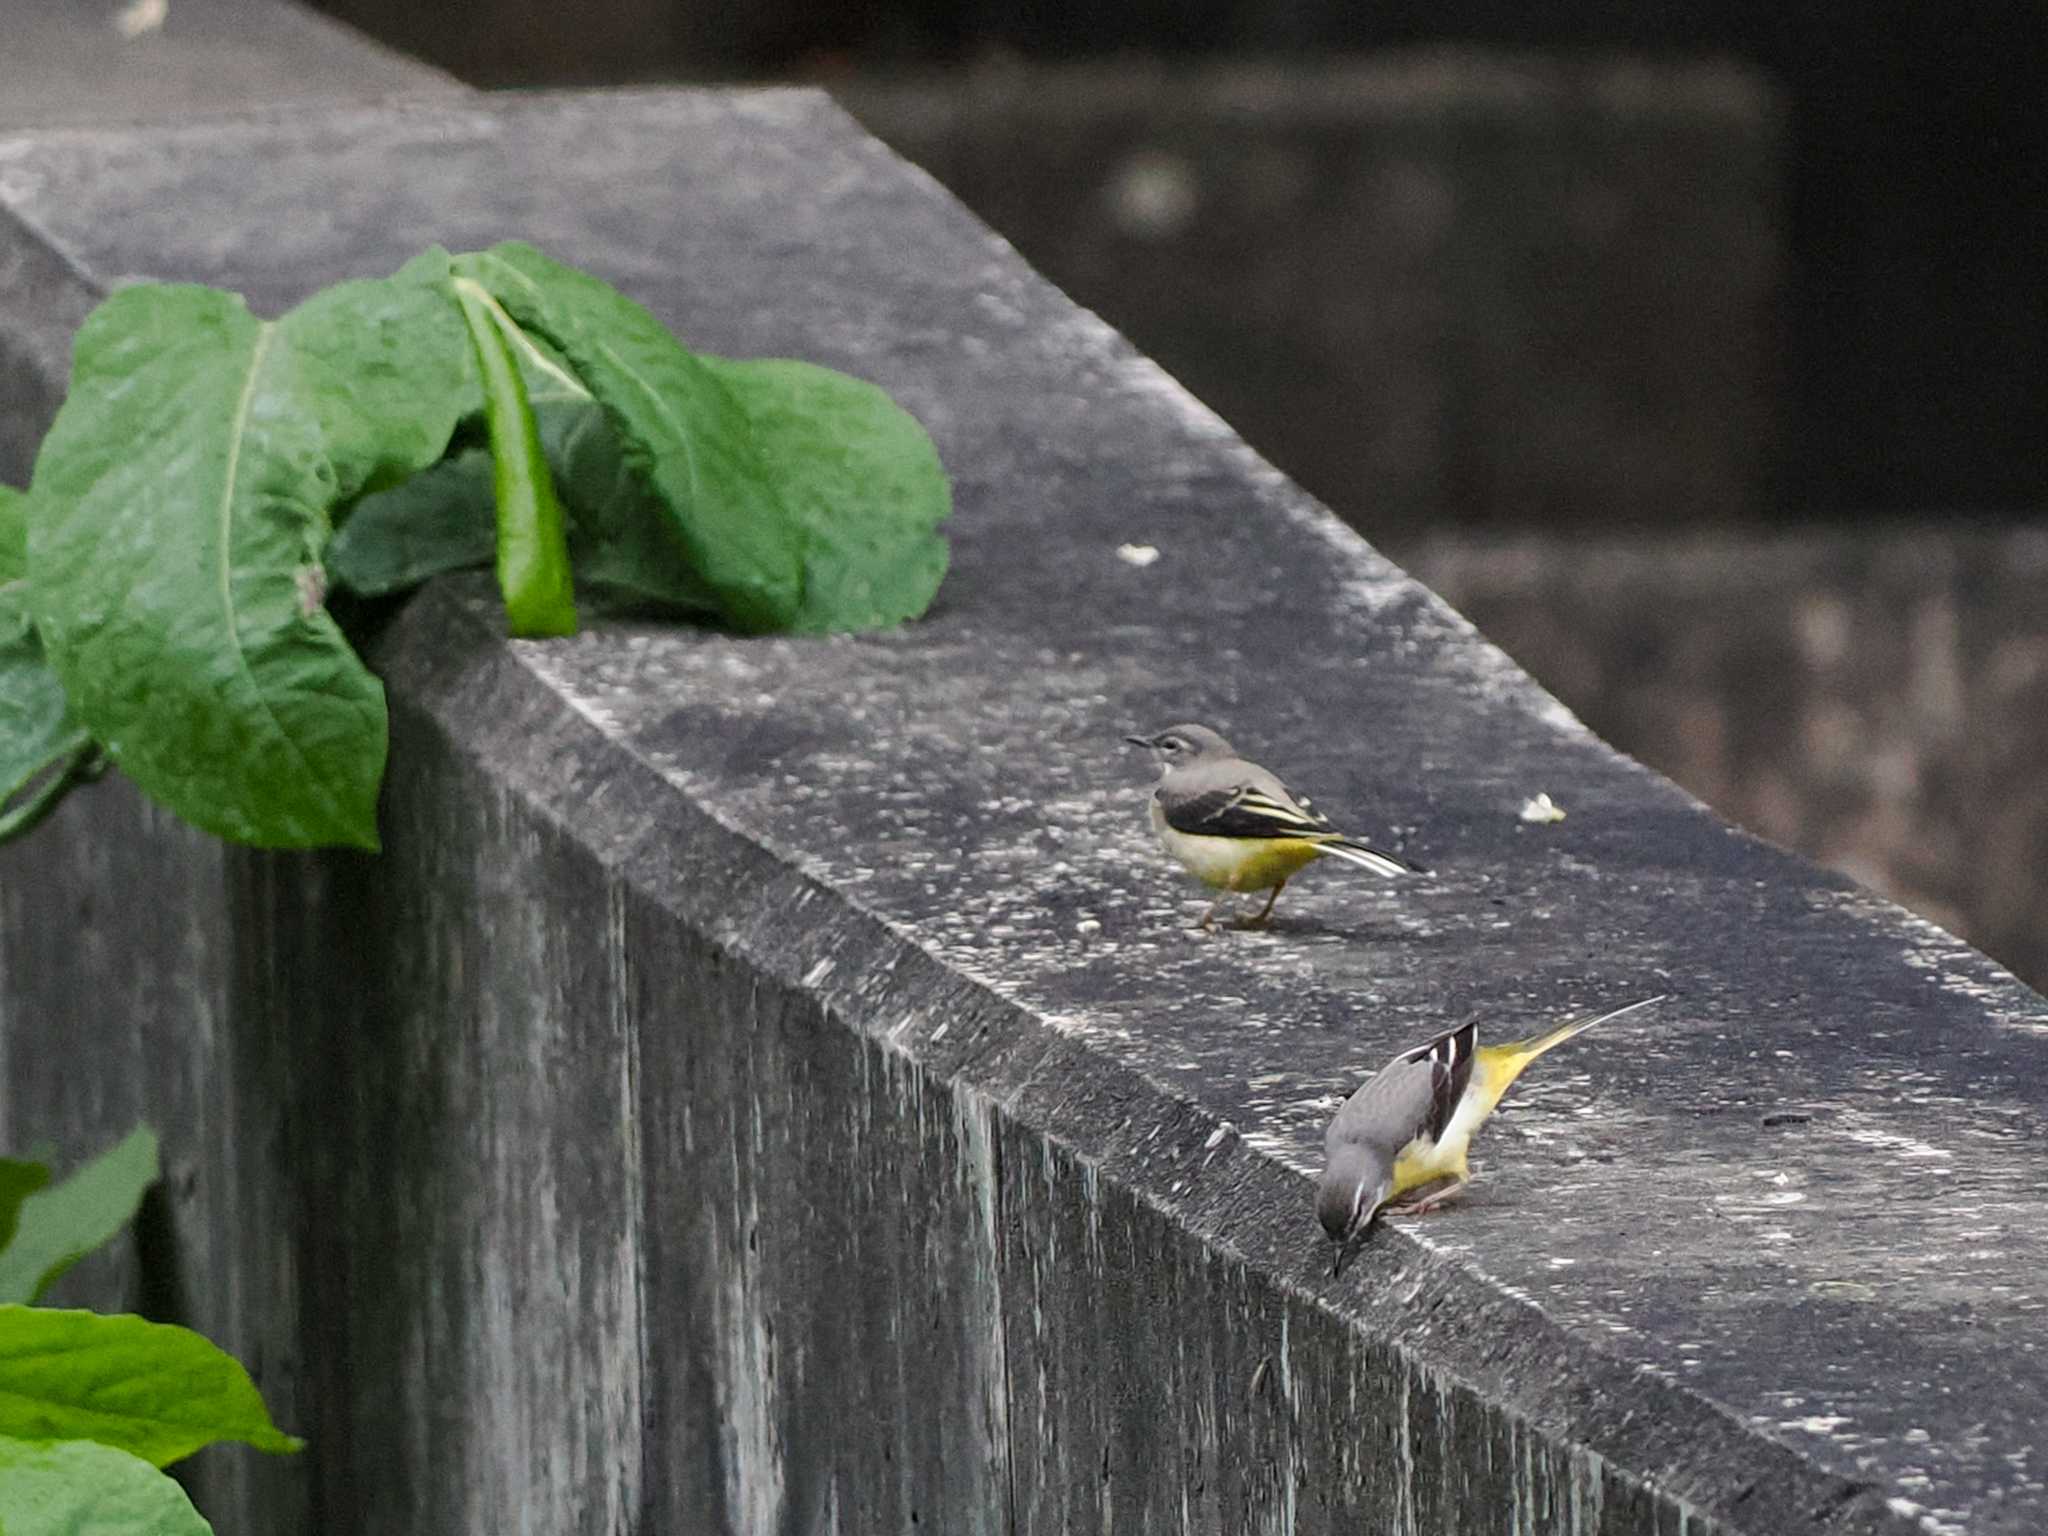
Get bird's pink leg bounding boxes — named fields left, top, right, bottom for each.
left=1388, top=1176, right=1471, bottom=1215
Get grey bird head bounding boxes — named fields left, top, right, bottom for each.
left=1122, top=722, right=1236, bottom=769
left=1316, top=1142, right=1391, bottom=1245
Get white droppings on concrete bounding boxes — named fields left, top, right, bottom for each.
left=1116, top=543, right=1161, bottom=567
left=1783, top=1413, right=1853, bottom=1434
left=112, top=0, right=168, bottom=38
left=1838, top=1116, right=1952, bottom=1162
left=1887, top=1496, right=1972, bottom=1536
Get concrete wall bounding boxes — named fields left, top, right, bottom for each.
left=838, top=55, right=1784, bottom=543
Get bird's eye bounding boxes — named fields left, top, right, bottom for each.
left=1160, top=735, right=1184, bottom=752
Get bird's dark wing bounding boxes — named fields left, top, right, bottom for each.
left=1395, top=1019, right=1478, bottom=1143
left=1158, top=781, right=1334, bottom=841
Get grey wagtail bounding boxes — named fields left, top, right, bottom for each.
left=1124, top=722, right=1426, bottom=929
left=1318, top=996, right=1665, bottom=1272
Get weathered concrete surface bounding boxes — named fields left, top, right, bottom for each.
left=0, top=91, right=2040, bottom=1534
left=1413, top=525, right=2048, bottom=997
left=0, top=0, right=457, bottom=132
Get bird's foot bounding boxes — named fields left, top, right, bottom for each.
left=1389, top=1176, right=1470, bottom=1215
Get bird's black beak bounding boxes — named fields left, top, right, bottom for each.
left=1330, top=1215, right=1375, bottom=1278
left=1123, top=734, right=1154, bottom=749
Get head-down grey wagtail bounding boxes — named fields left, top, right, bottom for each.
left=1125, top=723, right=1426, bottom=929
left=1318, top=996, right=1665, bottom=1272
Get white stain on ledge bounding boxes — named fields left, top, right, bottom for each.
left=1839, top=1117, right=1952, bottom=1162
left=1819, top=884, right=2044, bottom=1028
left=1887, top=1495, right=1971, bottom=1536
left=113, top=0, right=168, bottom=37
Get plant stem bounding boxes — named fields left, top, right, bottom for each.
left=0, top=740, right=102, bottom=844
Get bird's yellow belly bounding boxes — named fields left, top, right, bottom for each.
left=1388, top=1075, right=1502, bottom=1198
left=1390, top=1135, right=1467, bottom=1196
left=1153, top=809, right=1325, bottom=892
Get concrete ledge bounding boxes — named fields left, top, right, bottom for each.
left=1, top=90, right=2041, bottom=1534
left=0, top=0, right=457, bottom=133
left=1413, top=524, right=2048, bottom=996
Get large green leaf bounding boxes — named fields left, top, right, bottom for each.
left=0, top=1434, right=212, bottom=1535
left=0, top=1129, right=157, bottom=1307
left=25, top=260, right=473, bottom=849
left=454, top=243, right=806, bottom=631
left=0, top=1308, right=300, bottom=1466
left=26, top=285, right=384, bottom=847
left=0, top=1162, right=49, bottom=1257
left=699, top=356, right=949, bottom=632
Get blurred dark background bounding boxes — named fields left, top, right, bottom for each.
left=315, top=0, right=2048, bottom=523
left=309, top=0, right=2048, bottom=988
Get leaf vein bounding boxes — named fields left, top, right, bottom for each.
left=212, top=324, right=357, bottom=839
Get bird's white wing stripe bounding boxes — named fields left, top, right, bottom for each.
left=1231, top=789, right=1327, bottom=831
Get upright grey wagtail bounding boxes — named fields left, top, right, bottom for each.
left=1318, top=996, right=1665, bottom=1273
left=1124, top=723, right=1426, bottom=929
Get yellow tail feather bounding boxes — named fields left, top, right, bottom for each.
left=1475, top=995, right=1667, bottom=1100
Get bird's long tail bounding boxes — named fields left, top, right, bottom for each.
left=1481, top=995, right=1667, bottom=1092
left=1318, top=838, right=1429, bottom=879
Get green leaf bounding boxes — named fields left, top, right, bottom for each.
left=0, top=1308, right=300, bottom=1466
left=0, top=1163, right=49, bottom=1258
left=0, top=489, right=96, bottom=845
left=0, top=1128, right=157, bottom=1307
left=454, top=243, right=806, bottom=631
left=0, top=484, right=26, bottom=584
left=542, top=403, right=718, bottom=615
left=20, top=269, right=454, bottom=848
left=327, top=448, right=497, bottom=598
left=455, top=243, right=951, bottom=633
left=277, top=247, right=478, bottom=503
left=452, top=277, right=577, bottom=637
left=698, top=357, right=950, bottom=632
left=0, top=597, right=90, bottom=824
left=329, top=404, right=718, bottom=617
left=0, top=1434, right=213, bottom=1535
